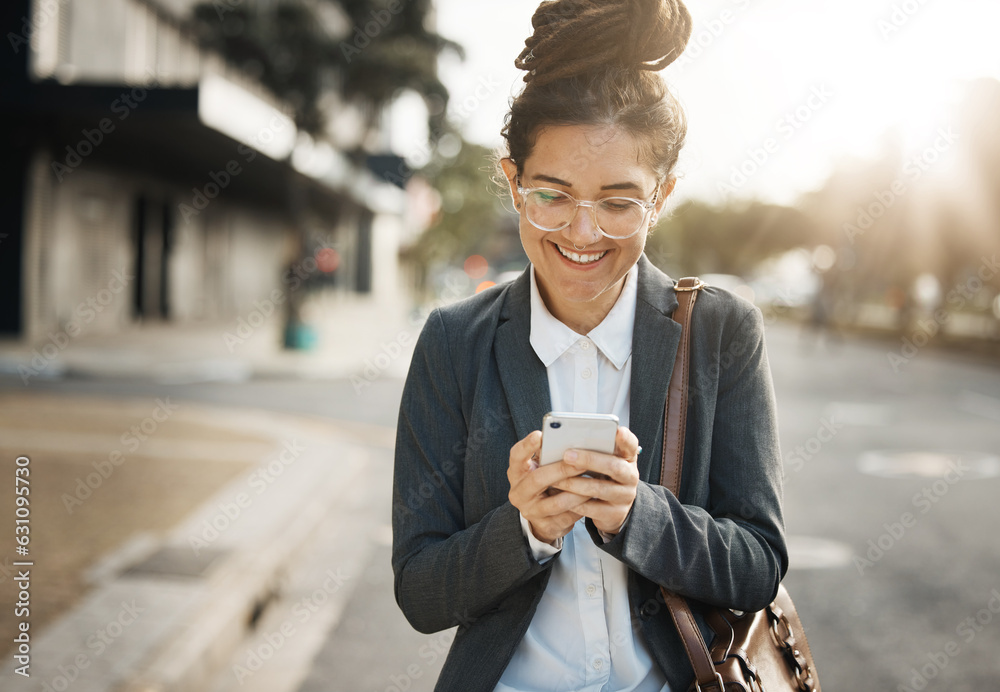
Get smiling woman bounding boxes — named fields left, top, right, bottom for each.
left=391, top=1, right=790, bottom=691
left=500, top=125, right=670, bottom=334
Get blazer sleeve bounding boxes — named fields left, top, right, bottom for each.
left=391, top=309, right=550, bottom=634
left=587, top=304, right=787, bottom=612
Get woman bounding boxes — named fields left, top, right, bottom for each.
left=391, top=1, right=787, bottom=690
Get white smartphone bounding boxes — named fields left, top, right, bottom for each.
left=539, top=411, right=620, bottom=466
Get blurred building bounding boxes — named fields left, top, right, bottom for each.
left=0, top=0, right=410, bottom=342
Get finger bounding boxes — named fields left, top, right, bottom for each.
left=510, top=460, right=591, bottom=511
left=563, top=449, right=635, bottom=485
left=511, top=430, right=542, bottom=466
left=574, top=499, right=627, bottom=532
left=614, top=426, right=640, bottom=462
left=508, top=430, right=542, bottom=483
left=519, top=458, right=596, bottom=495
left=533, top=486, right=592, bottom=516
left=550, top=475, right=634, bottom=503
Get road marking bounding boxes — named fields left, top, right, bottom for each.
left=823, top=401, right=892, bottom=426
left=858, top=450, right=1000, bottom=480
left=786, top=535, right=853, bottom=570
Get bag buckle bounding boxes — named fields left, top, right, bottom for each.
left=674, top=277, right=706, bottom=292
left=694, top=671, right=726, bottom=692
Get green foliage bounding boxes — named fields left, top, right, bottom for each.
left=646, top=199, right=817, bottom=278
left=407, top=139, right=516, bottom=270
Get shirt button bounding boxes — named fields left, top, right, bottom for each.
left=581, top=368, right=592, bottom=379
left=586, top=583, right=597, bottom=596
left=581, top=340, right=590, bottom=350
left=593, top=658, right=604, bottom=670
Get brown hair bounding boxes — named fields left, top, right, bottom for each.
left=502, top=0, right=692, bottom=183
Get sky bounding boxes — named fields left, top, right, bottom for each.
left=406, top=0, right=1000, bottom=208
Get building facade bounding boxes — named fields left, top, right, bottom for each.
left=1, top=0, right=408, bottom=343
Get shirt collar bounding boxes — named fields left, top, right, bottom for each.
left=528, top=262, right=637, bottom=370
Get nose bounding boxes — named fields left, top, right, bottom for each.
left=561, top=202, right=601, bottom=248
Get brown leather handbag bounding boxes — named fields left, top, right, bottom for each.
left=661, top=277, right=821, bottom=692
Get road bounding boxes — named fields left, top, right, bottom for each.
left=5, top=320, right=999, bottom=691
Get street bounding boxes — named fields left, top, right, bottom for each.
left=3, top=320, right=999, bottom=691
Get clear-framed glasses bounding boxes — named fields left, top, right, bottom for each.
left=516, top=184, right=657, bottom=239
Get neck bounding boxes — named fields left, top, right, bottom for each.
left=537, top=275, right=627, bottom=335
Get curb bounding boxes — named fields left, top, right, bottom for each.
left=1, top=408, right=366, bottom=692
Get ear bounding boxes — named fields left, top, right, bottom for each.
left=500, top=158, right=522, bottom=208
left=655, top=177, right=677, bottom=216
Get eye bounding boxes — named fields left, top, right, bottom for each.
left=534, top=190, right=570, bottom=205
left=602, top=199, right=636, bottom=212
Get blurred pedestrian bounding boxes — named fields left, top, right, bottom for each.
left=392, top=1, right=786, bottom=690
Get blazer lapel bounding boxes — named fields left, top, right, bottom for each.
left=495, top=267, right=552, bottom=442
left=494, top=256, right=680, bottom=485
left=630, top=254, right=681, bottom=485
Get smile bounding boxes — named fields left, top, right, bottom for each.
left=553, top=243, right=609, bottom=264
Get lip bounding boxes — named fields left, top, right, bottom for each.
left=549, top=241, right=611, bottom=270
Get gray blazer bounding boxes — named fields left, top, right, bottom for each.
left=392, top=254, right=787, bottom=691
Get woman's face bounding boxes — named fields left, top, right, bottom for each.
left=502, top=124, right=672, bottom=321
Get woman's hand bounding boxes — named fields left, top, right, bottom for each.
left=549, top=426, right=641, bottom=536
left=507, top=430, right=590, bottom=545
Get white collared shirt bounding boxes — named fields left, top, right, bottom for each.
left=495, top=263, right=669, bottom=692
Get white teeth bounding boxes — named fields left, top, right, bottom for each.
left=555, top=244, right=608, bottom=264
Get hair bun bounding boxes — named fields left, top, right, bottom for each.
left=516, top=0, right=692, bottom=86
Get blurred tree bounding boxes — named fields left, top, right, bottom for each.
left=192, top=0, right=463, bottom=138
left=646, top=199, right=818, bottom=277
left=403, top=138, right=521, bottom=292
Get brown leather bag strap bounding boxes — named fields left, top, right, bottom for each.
left=662, top=589, right=724, bottom=691
left=659, top=277, right=722, bottom=691
left=660, top=276, right=703, bottom=493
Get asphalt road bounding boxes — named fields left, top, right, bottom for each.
left=5, top=320, right=999, bottom=691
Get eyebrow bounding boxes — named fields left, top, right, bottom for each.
left=530, top=174, right=644, bottom=193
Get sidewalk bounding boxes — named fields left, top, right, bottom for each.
left=0, top=391, right=378, bottom=692
left=0, top=290, right=422, bottom=383
left=0, top=291, right=422, bottom=691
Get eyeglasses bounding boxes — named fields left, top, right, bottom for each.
left=516, top=184, right=658, bottom=240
